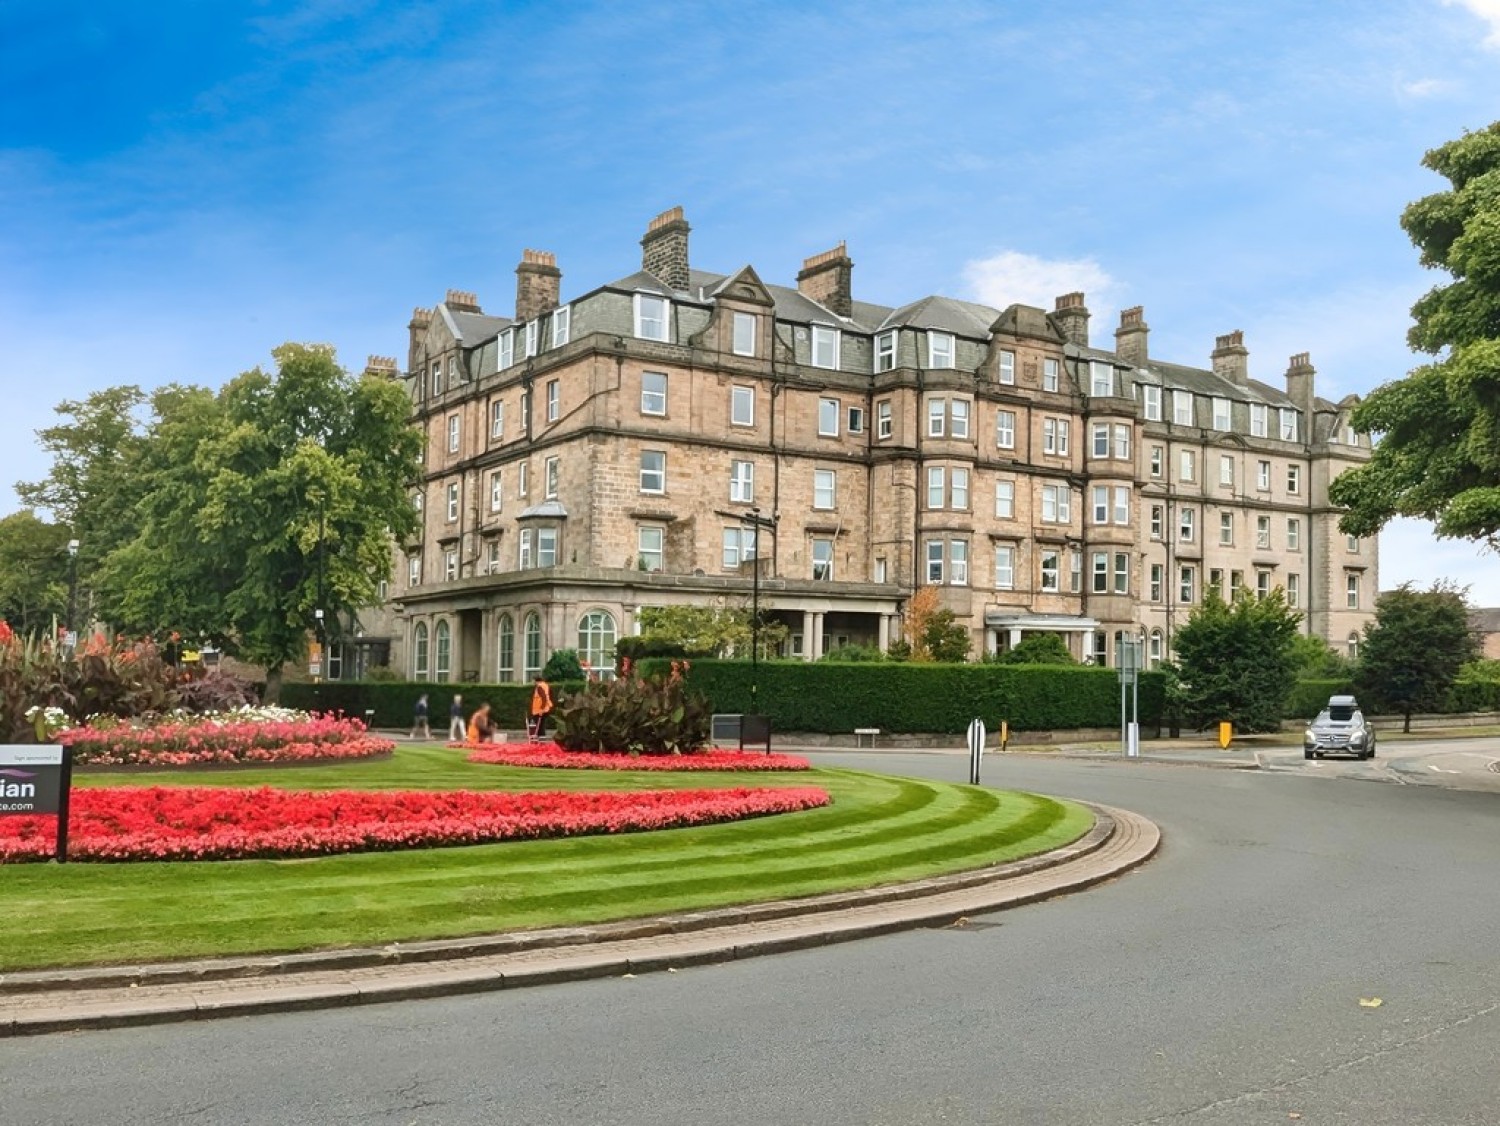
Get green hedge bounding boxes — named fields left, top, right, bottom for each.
left=282, top=680, right=586, bottom=729
left=635, top=659, right=1166, bottom=734
left=1284, top=678, right=1355, bottom=720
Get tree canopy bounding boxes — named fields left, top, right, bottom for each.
left=1330, top=122, right=1500, bottom=546
left=1356, top=582, right=1478, bottom=731
left=1173, top=589, right=1301, bottom=733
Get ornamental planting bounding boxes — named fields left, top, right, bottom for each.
left=464, top=742, right=812, bottom=772
left=58, top=710, right=392, bottom=766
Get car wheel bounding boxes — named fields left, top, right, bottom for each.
left=1304, top=749, right=1315, bottom=760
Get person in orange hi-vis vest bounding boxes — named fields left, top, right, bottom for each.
left=529, top=675, right=554, bottom=740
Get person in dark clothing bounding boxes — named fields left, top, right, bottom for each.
left=449, top=694, right=465, bottom=742
left=410, top=693, right=431, bottom=739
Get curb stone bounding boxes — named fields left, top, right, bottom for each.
left=0, top=802, right=1159, bottom=1036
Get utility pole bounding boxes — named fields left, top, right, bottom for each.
left=66, top=538, right=79, bottom=648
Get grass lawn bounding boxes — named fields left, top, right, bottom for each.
left=0, top=746, right=1092, bottom=971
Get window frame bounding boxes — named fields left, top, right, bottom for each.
left=730, top=384, right=755, bottom=427
left=634, top=293, right=669, bottom=341
left=876, top=399, right=893, bottom=440
left=730, top=459, right=754, bottom=503
left=639, top=450, right=666, bottom=494
left=819, top=397, right=841, bottom=437
left=813, top=468, right=837, bottom=510
left=637, top=526, right=664, bottom=572
left=640, top=371, right=668, bottom=416
left=995, top=478, right=1015, bottom=519
left=731, top=311, right=756, bottom=357
left=928, top=331, right=955, bottom=370
left=874, top=331, right=896, bottom=373
left=811, top=325, right=840, bottom=369
left=552, top=305, right=571, bottom=348
left=997, top=349, right=1015, bottom=385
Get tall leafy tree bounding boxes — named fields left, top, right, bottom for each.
left=1173, top=589, right=1301, bottom=733
left=1330, top=122, right=1500, bottom=546
left=1356, top=582, right=1478, bottom=732
left=0, top=511, right=72, bottom=632
left=16, top=385, right=148, bottom=621
left=103, top=345, right=423, bottom=698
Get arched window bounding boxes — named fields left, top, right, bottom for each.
left=1148, top=629, right=1164, bottom=668
left=413, top=622, right=429, bottom=680
left=1347, top=632, right=1360, bottom=661
left=435, top=620, right=452, bottom=682
left=497, top=613, right=515, bottom=682
left=523, top=613, right=542, bottom=679
left=577, top=610, right=617, bottom=676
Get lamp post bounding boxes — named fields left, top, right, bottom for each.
left=66, top=538, right=79, bottom=647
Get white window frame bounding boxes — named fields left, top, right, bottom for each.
left=1114, top=552, right=1129, bottom=595
left=1092, top=552, right=1109, bottom=594
left=518, top=461, right=529, bottom=498
left=874, top=331, right=896, bottom=373
left=490, top=399, right=504, bottom=440
left=994, top=545, right=1014, bottom=590
left=812, top=538, right=834, bottom=581
left=518, top=528, right=533, bottom=570
left=1256, top=515, right=1271, bottom=549
left=1092, top=485, right=1109, bottom=525
left=731, top=385, right=755, bottom=427
left=1287, top=573, right=1301, bottom=608
left=489, top=471, right=503, bottom=512
left=1257, top=460, right=1271, bottom=490
left=444, top=549, right=458, bottom=582
left=1220, top=511, right=1235, bottom=546
left=524, top=320, right=538, bottom=359
left=1092, top=424, right=1109, bottom=458
left=1150, top=563, right=1163, bottom=603
left=552, top=305, right=571, bottom=348
left=1142, top=385, right=1162, bottom=421
left=544, top=456, right=559, bottom=500
left=546, top=379, right=559, bottom=423
left=1280, top=408, right=1298, bottom=441
left=950, top=399, right=970, bottom=439
left=721, top=527, right=756, bottom=570
left=1113, top=485, right=1130, bottom=525
left=1043, top=357, right=1060, bottom=393
left=447, top=414, right=460, bottom=454
left=997, top=349, right=1015, bottom=385
left=1179, top=449, right=1195, bottom=482
left=927, top=466, right=946, bottom=510
left=637, top=526, right=664, bottom=572
left=731, top=311, right=755, bottom=357
left=847, top=406, right=865, bottom=434
left=634, top=293, right=668, bottom=341
left=951, top=467, right=969, bottom=510
left=1180, top=565, right=1196, bottom=605
left=408, top=555, right=421, bottom=586
left=925, top=540, right=945, bottom=584
left=730, top=459, right=754, bottom=503
left=927, top=398, right=946, bottom=438
left=498, top=330, right=514, bottom=371
left=1220, top=455, right=1234, bottom=487
left=819, top=397, right=841, bottom=437
left=1150, top=504, right=1164, bottom=539
left=1179, top=507, right=1196, bottom=542
left=1113, top=424, right=1131, bottom=460
left=950, top=540, right=969, bottom=586
left=995, top=479, right=1014, bottom=519
left=811, top=325, right=840, bottom=369
left=928, top=332, right=955, bottom=369
left=639, top=450, right=666, bottom=494
left=1090, top=361, right=1113, bottom=396
left=446, top=482, right=459, bottom=522
left=1174, top=390, right=1194, bottom=425
left=1346, top=573, right=1360, bottom=609
left=813, top=468, right=836, bottom=510
left=536, top=527, right=557, bottom=568
left=877, top=400, right=893, bottom=439
left=1250, top=403, right=1268, bottom=438
left=641, top=371, right=668, bottom=416
left=1287, top=464, right=1302, bottom=495
left=1040, top=550, right=1060, bottom=593
left=1212, top=397, right=1231, bottom=431
left=996, top=410, right=1015, bottom=450
left=1042, top=484, right=1071, bottom=523
left=1287, top=518, right=1301, bottom=551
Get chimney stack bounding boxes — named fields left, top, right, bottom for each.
left=407, top=306, right=433, bottom=374
left=1115, top=306, right=1148, bottom=367
left=514, top=249, right=561, bottom=322
left=364, top=355, right=399, bottom=379
left=797, top=241, right=854, bottom=317
left=640, top=206, right=691, bottom=291
left=1284, top=352, right=1315, bottom=418
left=1052, top=292, right=1090, bottom=347
left=444, top=289, right=481, bottom=312
left=1211, top=330, right=1249, bottom=385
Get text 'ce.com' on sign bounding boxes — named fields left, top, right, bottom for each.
left=0, top=745, right=75, bottom=862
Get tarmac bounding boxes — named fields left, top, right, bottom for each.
left=0, top=800, right=1159, bottom=1037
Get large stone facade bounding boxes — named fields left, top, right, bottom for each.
left=373, top=208, right=1377, bottom=683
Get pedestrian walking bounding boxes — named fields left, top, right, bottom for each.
left=410, top=693, right=431, bottom=740
left=448, top=694, right=465, bottom=742
left=528, top=675, right=554, bottom=740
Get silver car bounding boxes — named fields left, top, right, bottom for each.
left=1303, top=695, right=1376, bottom=760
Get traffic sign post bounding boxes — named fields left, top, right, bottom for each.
left=967, top=718, right=986, bottom=785
left=1119, top=637, right=1142, bottom=758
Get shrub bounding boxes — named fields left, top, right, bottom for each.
left=0, top=628, right=181, bottom=741
left=542, top=648, right=585, bottom=681
left=551, top=663, right=712, bottom=754
left=991, top=634, right=1074, bottom=665
left=821, top=644, right=884, bottom=662
left=175, top=669, right=259, bottom=714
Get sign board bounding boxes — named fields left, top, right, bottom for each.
left=0, top=746, right=73, bottom=862
left=966, top=718, right=986, bottom=785
left=741, top=714, right=772, bottom=756
left=710, top=714, right=742, bottom=745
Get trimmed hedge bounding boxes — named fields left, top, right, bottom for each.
left=1284, top=678, right=1355, bottom=720
left=281, top=680, right=586, bottom=729
left=636, top=659, right=1167, bottom=735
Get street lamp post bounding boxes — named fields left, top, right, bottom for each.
left=66, top=538, right=79, bottom=646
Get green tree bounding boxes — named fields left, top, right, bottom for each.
left=16, top=385, right=149, bottom=622
left=99, top=345, right=423, bottom=698
left=1330, top=122, right=1500, bottom=546
left=1174, top=589, right=1301, bottom=733
left=0, top=511, right=71, bottom=632
left=922, top=609, right=971, bottom=663
left=542, top=648, right=585, bottom=681
left=636, top=604, right=787, bottom=658
left=1288, top=633, right=1353, bottom=678
left=1356, top=582, right=1478, bottom=732
left=993, top=633, right=1074, bottom=665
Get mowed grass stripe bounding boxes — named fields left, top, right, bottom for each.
left=1, top=757, right=1092, bottom=970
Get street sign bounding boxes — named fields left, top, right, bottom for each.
left=967, top=718, right=986, bottom=785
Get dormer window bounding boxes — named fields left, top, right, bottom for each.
left=732, top=312, right=756, bottom=356
left=1279, top=408, right=1299, bottom=441
left=634, top=294, right=669, bottom=341
left=498, top=329, right=514, bottom=371
left=875, top=331, right=896, bottom=372
left=552, top=305, right=570, bottom=348
left=928, top=332, right=955, bottom=369
left=524, top=321, right=538, bottom=358
left=1090, top=361, right=1113, bottom=396
left=811, top=325, right=840, bottom=369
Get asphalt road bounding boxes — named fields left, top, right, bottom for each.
left=4, top=754, right=1499, bottom=1126
left=1256, top=734, right=1500, bottom=793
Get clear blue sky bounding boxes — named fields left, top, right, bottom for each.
left=4, top=1, right=1499, bottom=601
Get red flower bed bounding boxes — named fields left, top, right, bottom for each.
left=462, top=741, right=812, bottom=771
left=59, top=714, right=392, bottom=766
left=0, top=784, right=831, bottom=863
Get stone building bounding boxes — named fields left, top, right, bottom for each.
left=369, top=207, right=1377, bottom=682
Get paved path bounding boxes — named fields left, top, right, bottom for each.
left=0, top=803, right=1158, bottom=1036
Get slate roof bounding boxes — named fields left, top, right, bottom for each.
left=445, top=308, right=511, bottom=344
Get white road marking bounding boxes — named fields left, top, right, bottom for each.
left=1428, top=765, right=1461, bottom=774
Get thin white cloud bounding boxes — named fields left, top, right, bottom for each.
left=1443, top=0, right=1500, bottom=48
left=1398, top=76, right=1455, bottom=97
left=962, top=250, right=1119, bottom=323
